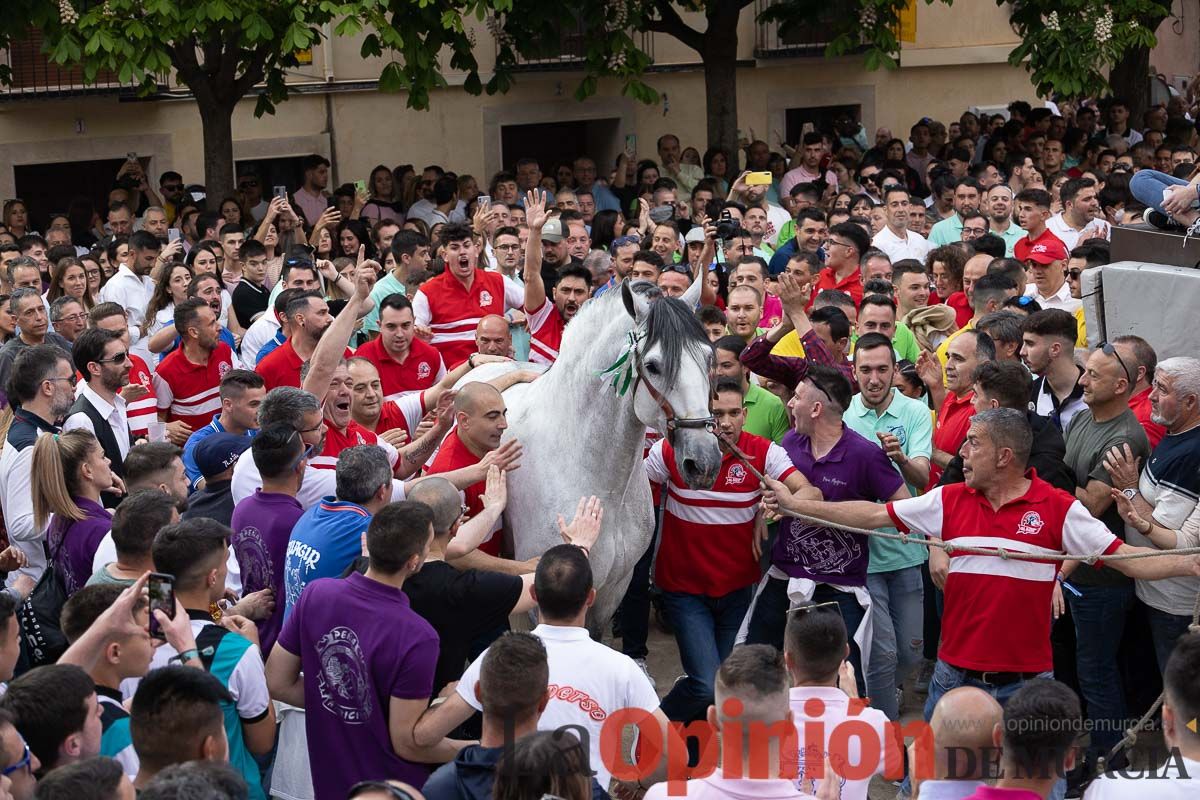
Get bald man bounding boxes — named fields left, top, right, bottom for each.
left=475, top=314, right=514, bottom=358
left=910, top=687, right=1003, bottom=799
left=425, top=383, right=525, bottom=566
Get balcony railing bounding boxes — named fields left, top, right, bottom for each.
left=755, top=0, right=851, bottom=58
left=0, top=28, right=157, bottom=100
left=504, top=22, right=654, bottom=71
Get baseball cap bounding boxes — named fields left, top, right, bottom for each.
left=195, top=433, right=252, bottom=481
left=1023, top=238, right=1069, bottom=265
left=684, top=227, right=706, bottom=245
left=541, top=218, right=565, bottom=243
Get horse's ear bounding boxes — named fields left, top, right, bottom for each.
left=622, top=280, right=651, bottom=322
left=681, top=267, right=704, bottom=309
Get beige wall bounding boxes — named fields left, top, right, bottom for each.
left=0, top=0, right=1039, bottom=198
left=1150, top=8, right=1198, bottom=96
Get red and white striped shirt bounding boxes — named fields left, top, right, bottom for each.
left=411, top=270, right=521, bottom=369
left=310, top=419, right=399, bottom=471
left=525, top=298, right=566, bottom=365
left=426, top=428, right=501, bottom=556
left=646, top=431, right=796, bottom=597
left=152, top=342, right=239, bottom=432
left=369, top=392, right=426, bottom=438
left=886, top=472, right=1121, bottom=673
left=126, top=353, right=157, bottom=437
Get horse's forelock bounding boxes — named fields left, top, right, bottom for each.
left=641, top=295, right=713, bottom=387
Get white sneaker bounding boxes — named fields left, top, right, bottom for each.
left=634, top=657, right=656, bottom=690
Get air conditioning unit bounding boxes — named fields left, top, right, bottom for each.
left=968, top=105, right=1009, bottom=120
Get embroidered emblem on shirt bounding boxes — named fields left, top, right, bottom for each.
left=479, top=290, right=494, bottom=307
left=1016, top=511, right=1044, bottom=537
left=727, top=464, right=747, bottom=485
left=316, top=627, right=374, bottom=724
left=417, top=362, right=431, bottom=381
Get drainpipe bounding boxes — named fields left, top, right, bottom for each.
left=322, top=23, right=339, bottom=182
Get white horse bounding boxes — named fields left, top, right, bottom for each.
left=466, top=274, right=722, bottom=630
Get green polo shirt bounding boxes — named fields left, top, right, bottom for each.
left=992, top=223, right=1028, bottom=257
left=743, top=382, right=790, bottom=443
left=843, top=388, right=934, bottom=573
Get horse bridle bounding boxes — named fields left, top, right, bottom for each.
left=630, top=335, right=716, bottom=443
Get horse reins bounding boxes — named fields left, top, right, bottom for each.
left=631, top=338, right=716, bottom=445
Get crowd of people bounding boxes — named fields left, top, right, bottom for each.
left=0, top=94, right=1195, bottom=800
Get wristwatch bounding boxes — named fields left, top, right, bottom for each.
left=1121, top=488, right=1137, bottom=500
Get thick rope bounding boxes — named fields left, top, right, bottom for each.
left=718, top=437, right=1200, bottom=763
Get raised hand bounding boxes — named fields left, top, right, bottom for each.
left=481, top=465, right=507, bottom=511
left=524, top=190, right=550, bottom=231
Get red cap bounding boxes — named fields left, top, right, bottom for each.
left=1016, top=236, right=1069, bottom=264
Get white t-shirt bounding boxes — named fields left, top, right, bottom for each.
left=872, top=226, right=932, bottom=264
left=1045, top=212, right=1110, bottom=251
left=787, top=685, right=889, bottom=800
left=456, top=624, right=660, bottom=787
left=1084, top=755, right=1199, bottom=800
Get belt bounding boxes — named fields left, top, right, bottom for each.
left=962, top=669, right=1041, bottom=686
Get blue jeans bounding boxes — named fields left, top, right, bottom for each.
left=744, top=577, right=867, bottom=695
left=866, top=566, right=924, bottom=721
left=1066, top=582, right=1133, bottom=756
left=904, top=660, right=1064, bottom=800
left=1146, top=605, right=1193, bottom=673
left=1130, top=169, right=1194, bottom=216
left=660, top=587, right=754, bottom=724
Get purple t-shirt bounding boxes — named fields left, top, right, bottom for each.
left=49, top=497, right=113, bottom=596
left=230, top=489, right=305, bottom=654
left=772, top=426, right=904, bottom=585
left=276, top=572, right=439, bottom=800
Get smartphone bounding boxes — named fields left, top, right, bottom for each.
left=476, top=194, right=491, bottom=211
left=746, top=171, right=774, bottom=186
left=355, top=179, right=367, bottom=193
left=147, top=572, right=175, bottom=640
left=273, top=185, right=288, bottom=200
left=624, top=134, right=636, bottom=156
left=126, top=151, right=138, bottom=162
left=167, top=228, right=181, bottom=243
left=801, top=122, right=814, bottom=135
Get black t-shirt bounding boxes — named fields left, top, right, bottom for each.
left=231, top=278, right=268, bottom=329
left=403, top=561, right=524, bottom=695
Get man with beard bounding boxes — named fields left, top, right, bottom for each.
left=355, top=294, right=446, bottom=396
left=0, top=288, right=74, bottom=408
left=153, top=298, right=242, bottom=434
left=181, top=370, right=265, bottom=492
left=255, top=290, right=343, bottom=390
left=0, top=344, right=79, bottom=584
left=523, top=193, right=591, bottom=365
left=90, top=302, right=158, bottom=442
left=64, top=327, right=135, bottom=500
left=412, top=222, right=523, bottom=369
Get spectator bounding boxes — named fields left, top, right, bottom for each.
left=872, top=186, right=931, bottom=263
left=88, top=303, right=157, bottom=441
left=267, top=501, right=463, bottom=800
left=492, top=731, right=593, bottom=800
left=858, top=293, right=922, bottom=363
left=1046, top=178, right=1109, bottom=250
left=983, top=184, right=1025, bottom=256
left=181, top=369, right=264, bottom=492
left=140, top=761, right=248, bottom=800
left=181, top=433, right=251, bottom=527
left=254, top=291, right=335, bottom=390
left=0, top=289, right=74, bottom=407
left=88, top=489, right=178, bottom=588
left=31, top=755, right=134, bottom=800
left=812, top=223, right=869, bottom=307
left=0, top=664, right=102, bottom=777
left=241, top=261, right=320, bottom=367
left=919, top=329, right=993, bottom=487
left=49, top=297, right=87, bottom=345
left=293, top=155, right=331, bottom=228
left=129, top=667, right=232, bottom=791
left=355, top=294, right=446, bottom=396
left=149, top=519, right=276, bottom=797
left=0, top=706, right=38, bottom=800
left=1013, top=188, right=1065, bottom=266
left=1021, top=309, right=1085, bottom=432
left=230, top=239, right=269, bottom=330
left=712, top=338, right=790, bottom=442
left=122, top=443, right=189, bottom=510
left=0, top=345, right=77, bottom=585
left=523, top=195, right=592, bottom=365
left=928, top=177, right=983, bottom=246
left=97, top=231, right=159, bottom=334
left=64, top=327, right=132, bottom=488
left=909, top=688, right=1003, bottom=800
left=362, top=231, right=431, bottom=335
left=152, top=298, right=241, bottom=437
left=1110, top=336, right=1167, bottom=448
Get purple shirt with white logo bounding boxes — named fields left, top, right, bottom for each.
left=230, top=489, right=304, bottom=654
left=276, top=571, right=439, bottom=800
left=772, top=426, right=904, bottom=585
left=50, top=497, right=112, bottom=596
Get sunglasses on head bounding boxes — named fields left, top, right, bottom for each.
left=1100, top=341, right=1134, bottom=384
left=347, top=782, right=418, bottom=800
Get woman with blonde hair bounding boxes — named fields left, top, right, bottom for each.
left=32, top=429, right=119, bottom=595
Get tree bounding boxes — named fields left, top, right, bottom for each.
left=2, top=0, right=508, bottom=202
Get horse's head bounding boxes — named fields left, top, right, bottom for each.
left=621, top=276, right=722, bottom=489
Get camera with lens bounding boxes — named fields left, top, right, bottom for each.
left=715, top=210, right=739, bottom=240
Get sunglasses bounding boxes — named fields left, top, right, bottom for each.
left=95, top=350, right=128, bottom=364
left=1100, top=341, right=1134, bottom=384
left=1, top=738, right=30, bottom=777
left=790, top=600, right=841, bottom=615
left=662, top=263, right=692, bottom=277
left=1066, top=269, right=1082, bottom=280
left=610, top=235, right=641, bottom=251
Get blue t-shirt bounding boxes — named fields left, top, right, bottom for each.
left=182, top=418, right=258, bottom=491
left=254, top=330, right=286, bottom=366
left=283, top=497, right=373, bottom=616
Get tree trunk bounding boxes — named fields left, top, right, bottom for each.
left=198, top=99, right=236, bottom=209
left=702, top=3, right=742, bottom=159
left=1108, top=13, right=1168, bottom=123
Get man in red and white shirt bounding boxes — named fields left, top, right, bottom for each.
left=91, top=302, right=159, bottom=440
left=522, top=191, right=592, bottom=365
left=311, top=360, right=402, bottom=472
left=646, top=377, right=817, bottom=728
left=354, top=293, right=445, bottom=397
left=411, top=222, right=522, bottom=369
left=152, top=297, right=242, bottom=436
left=765, top=408, right=1199, bottom=726
left=256, top=290, right=347, bottom=390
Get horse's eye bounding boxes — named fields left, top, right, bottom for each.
left=645, top=361, right=661, bottom=376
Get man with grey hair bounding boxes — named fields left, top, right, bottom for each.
left=1105, top=355, right=1200, bottom=671
left=0, top=288, right=74, bottom=408
left=582, top=249, right=613, bottom=292
left=50, top=296, right=87, bottom=345
left=5, top=255, right=42, bottom=293
left=766, top=406, right=1200, bottom=760
left=281, top=445, right=394, bottom=614
left=975, top=311, right=1024, bottom=361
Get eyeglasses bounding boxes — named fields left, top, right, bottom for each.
left=95, top=351, right=128, bottom=364
left=494, top=243, right=520, bottom=251
left=288, top=442, right=316, bottom=472
left=47, top=374, right=78, bottom=387
left=859, top=174, right=879, bottom=185
left=347, top=781, right=418, bottom=800
left=54, top=313, right=87, bottom=325
left=1066, top=269, right=1082, bottom=280
left=961, top=227, right=987, bottom=236
left=1100, top=341, right=1134, bottom=384
left=1, top=738, right=31, bottom=777
left=806, top=377, right=833, bottom=403
left=826, top=239, right=855, bottom=251
left=789, top=600, right=841, bottom=615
